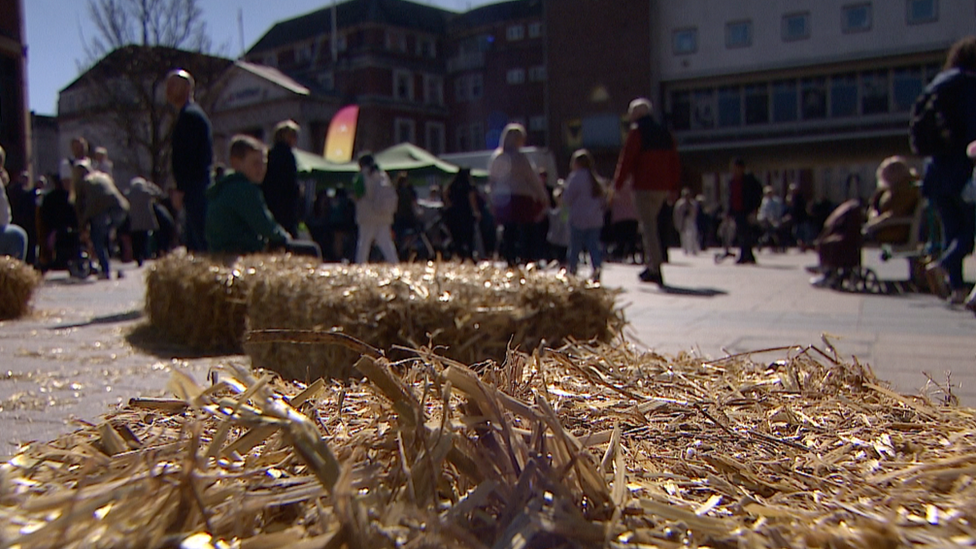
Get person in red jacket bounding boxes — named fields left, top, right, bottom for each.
left=613, top=98, right=681, bottom=285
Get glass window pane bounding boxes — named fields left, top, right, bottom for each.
left=670, top=90, right=691, bottom=130
left=692, top=89, right=715, bottom=129
left=893, top=67, right=923, bottom=112
left=861, top=70, right=889, bottom=115
left=745, top=84, right=769, bottom=125
left=772, top=79, right=798, bottom=122
left=908, top=0, right=937, bottom=23
left=673, top=28, right=697, bottom=54
left=831, top=74, right=858, bottom=117
left=726, top=21, right=752, bottom=48
left=843, top=4, right=872, bottom=33
left=718, top=87, right=742, bottom=127
left=801, top=77, right=827, bottom=119
left=782, top=12, right=810, bottom=41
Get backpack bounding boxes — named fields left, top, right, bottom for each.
left=909, top=70, right=963, bottom=157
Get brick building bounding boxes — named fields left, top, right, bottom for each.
left=445, top=0, right=546, bottom=153
left=0, top=0, right=29, bottom=177
left=244, top=0, right=452, bottom=156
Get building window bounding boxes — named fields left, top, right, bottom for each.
left=297, top=44, right=313, bottom=63
left=691, top=89, right=715, bottom=129
left=470, top=123, right=484, bottom=150
left=669, top=90, right=691, bottom=130
left=426, top=122, right=445, bottom=154
left=831, top=73, right=858, bottom=117
left=529, top=115, right=546, bottom=132
left=455, top=79, right=467, bottom=102
left=417, top=37, right=436, bottom=58
left=336, top=34, right=347, bottom=52
left=717, top=86, right=742, bottom=127
left=744, top=84, right=769, bottom=125
left=470, top=74, right=483, bottom=99
left=907, top=0, right=937, bottom=24
left=456, top=124, right=469, bottom=151
left=395, top=118, right=415, bottom=144
left=772, top=79, right=799, bottom=122
left=386, top=30, right=407, bottom=52
left=506, top=25, right=525, bottom=41
left=394, top=70, right=413, bottom=101
left=424, top=75, right=444, bottom=105
left=528, top=22, right=543, bottom=38
left=726, top=20, right=752, bottom=48
left=782, top=12, right=811, bottom=41
left=842, top=3, right=872, bottom=33
left=861, top=70, right=889, bottom=115
left=893, top=67, right=924, bottom=112
left=801, top=77, right=827, bottom=119
left=316, top=71, right=334, bottom=90
left=529, top=65, right=546, bottom=82
left=672, top=28, right=697, bottom=55
left=507, top=68, right=526, bottom=85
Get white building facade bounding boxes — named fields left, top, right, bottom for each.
left=651, top=0, right=975, bottom=205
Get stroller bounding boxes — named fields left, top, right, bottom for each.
left=48, top=228, right=94, bottom=279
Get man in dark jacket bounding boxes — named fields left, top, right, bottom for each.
left=262, top=120, right=301, bottom=238
left=166, top=69, right=212, bottom=252
left=728, top=158, right=763, bottom=264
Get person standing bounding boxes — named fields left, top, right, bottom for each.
left=727, top=158, right=763, bottom=264
left=613, top=98, right=680, bottom=285
left=352, top=153, right=398, bottom=264
left=489, top=123, right=549, bottom=267
left=0, top=145, right=28, bottom=261
left=562, top=149, right=606, bottom=281
left=262, top=120, right=302, bottom=238
left=444, top=168, right=480, bottom=261
left=672, top=188, right=700, bottom=256
left=126, top=177, right=166, bottom=265
left=166, top=69, right=212, bottom=253
left=58, top=137, right=89, bottom=189
left=916, top=37, right=976, bottom=304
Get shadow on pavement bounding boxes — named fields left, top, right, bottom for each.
left=124, top=323, right=240, bottom=360
left=51, top=309, right=144, bottom=329
left=636, top=285, right=728, bottom=297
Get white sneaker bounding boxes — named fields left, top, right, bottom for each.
left=810, top=274, right=830, bottom=288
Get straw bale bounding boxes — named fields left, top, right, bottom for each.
left=144, top=252, right=623, bottom=376
left=0, top=257, right=42, bottom=320
left=3, top=340, right=976, bottom=548
left=245, top=261, right=624, bottom=380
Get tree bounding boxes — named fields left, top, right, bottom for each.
left=74, top=0, right=226, bottom=187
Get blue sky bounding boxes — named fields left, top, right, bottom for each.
left=24, top=0, right=497, bottom=116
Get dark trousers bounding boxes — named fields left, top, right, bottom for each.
left=933, top=195, right=976, bottom=290
left=182, top=186, right=208, bottom=253
left=501, top=222, right=535, bottom=266
left=734, top=213, right=756, bottom=261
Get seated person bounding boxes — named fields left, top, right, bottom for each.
left=810, top=199, right=864, bottom=287
left=863, top=156, right=921, bottom=244
left=205, top=135, right=320, bottom=258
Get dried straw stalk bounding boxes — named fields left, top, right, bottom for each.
left=2, top=338, right=974, bottom=548
left=0, top=257, right=42, bottom=321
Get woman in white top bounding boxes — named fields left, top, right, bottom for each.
left=0, top=145, right=28, bottom=261
left=561, top=149, right=607, bottom=281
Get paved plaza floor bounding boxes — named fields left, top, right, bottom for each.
left=1, top=248, right=974, bottom=456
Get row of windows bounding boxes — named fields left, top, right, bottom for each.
left=396, top=118, right=446, bottom=154
left=673, top=0, right=938, bottom=54
left=506, top=22, right=544, bottom=41
left=668, top=62, right=941, bottom=131
left=454, top=116, right=546, bottom=152
left=393, top=71, right=444, bottom=105
left=506, top=66, right=546, bottom=85
left=385, top=30, right=437, bottom=58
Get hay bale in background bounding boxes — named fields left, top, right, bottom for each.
left=245, top=262, right=624, bottom=380
left=0, top=257, right=41, bottom=320
left=143, top=253, right=623, bottom=376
